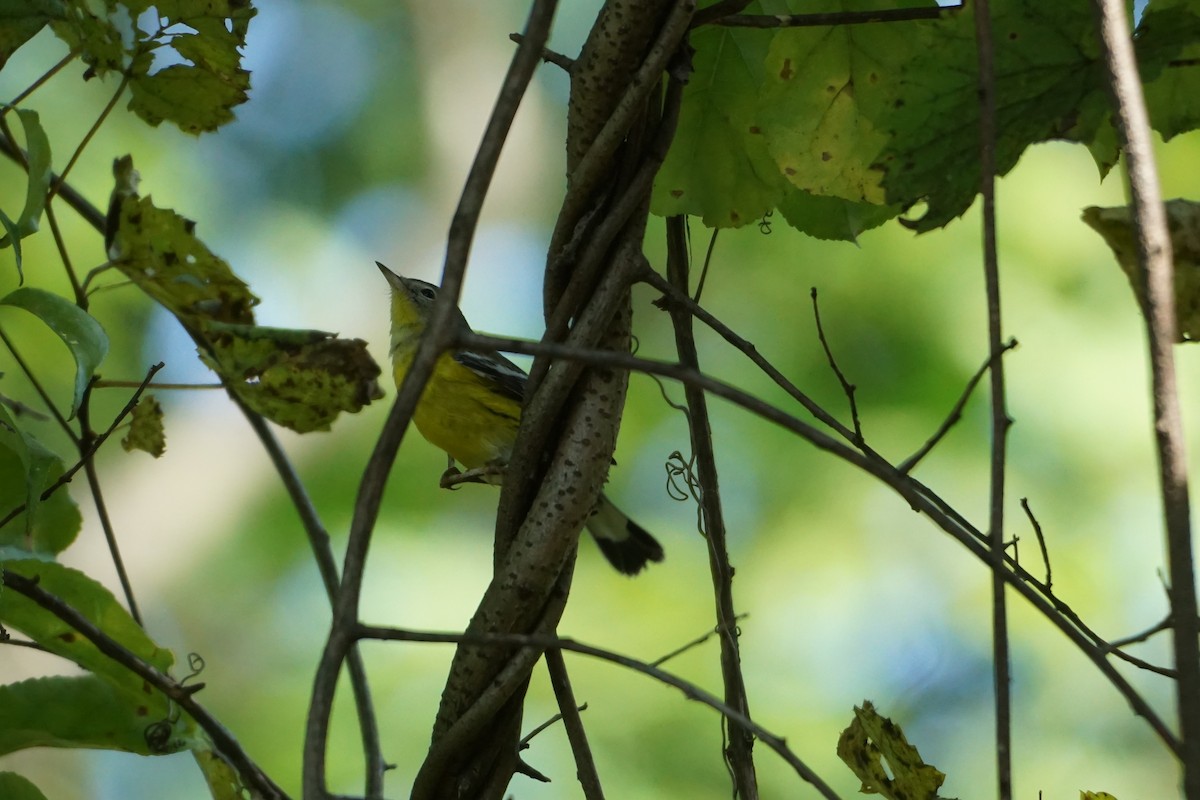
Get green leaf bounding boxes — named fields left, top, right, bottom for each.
left=0, top=559, right=174, bottom=682
left=121, top=393, right=165, bottom=457
left=0, top=287, right=109, bottom=418
left=874, top=1, right=1109, bottom=231
left=198, top=322, right=383, bottom=433
left=0, top=108, right=53, bottom=250
left=652, top=7, right=788, bottom=227
left=0, top=406, right=80, bottom=553
left=1083, top=199, right=1200, bottom=342
left=777, top=187, right=898, bottom=242
left=47, top=0, right=125, bottom=76
left=0, top=0, right=62, bottom=70
left=125, top=2, right=255, bottom=133
left=0, top=772, right=49, bottom=800
left=0, top=675, right=190, bottom=756
left=837, top=701, right=954, bottom=800
left=1141, top=0, right=1200, bottom=141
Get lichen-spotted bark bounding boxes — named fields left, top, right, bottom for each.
left=412, top=3, right=690, bottom=798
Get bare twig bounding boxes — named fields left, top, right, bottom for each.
left=810, top=287, right=862, bottom=445
left=899, top=339, right=1017, bottom=474
left=1093, top=0, right=1200, bottom=789
left=652, top=614, right=748, bottom=668
left=1019, top=498, right=1052, bottom=592
left=507, top=33, right=574, bottom=71
left=3, top=569, right=289, bottom=800
left=1110, top=614, right=1172, bottom=650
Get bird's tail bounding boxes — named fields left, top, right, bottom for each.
left=586, top=494, right=665, bottom=575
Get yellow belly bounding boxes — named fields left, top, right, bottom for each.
left=395, top=353, right=521, bottom=469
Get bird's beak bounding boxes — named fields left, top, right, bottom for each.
left=376, top=261, right=404, bottom=290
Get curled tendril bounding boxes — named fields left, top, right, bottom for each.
left=758, top=210, right=773, bottom=235
left=143, top=652, right=207, bottom=753
left=664, top=450, right=699, bottom=503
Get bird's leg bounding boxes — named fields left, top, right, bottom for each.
left=439, top=456, right=464, bottom=490
left=439, top=460, right=506, bottom=489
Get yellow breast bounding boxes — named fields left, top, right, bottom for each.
left=394, top=353, right=521, bottom=469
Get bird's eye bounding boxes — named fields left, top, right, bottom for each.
left=420, top=287, right=436, bottom=300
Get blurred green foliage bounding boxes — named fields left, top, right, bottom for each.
left=1, top=1, right=1198, bottom=799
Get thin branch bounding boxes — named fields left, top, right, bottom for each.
left=666, top=215, right=758, bottom=797
left=78, top=383, right=143, bottom=625
left=3, top=51, right=77, bottom=110
left=707, top=4, right=957, bottom=28
left=508, top=32, right=574, bottom=71
left=652, top=614, right=748, bottom=668
left=899, top=339, right=1017, bottom=474
left=93, top=380, right=222, bottom=390
left=3, top=569, right=289, bottom=800
left=810, top=287, right=862, bottom=445
left=544, top=649, right=605, bottom=799
left=1093, top=0, right=1200, bottom=789
left=359, top=623, right=842, bottom=800
left=689, top=0, right=752, bottom=29
left=973, top=0, right=1013, bottom=795
left=1110, top=614, right=1172, bottom=650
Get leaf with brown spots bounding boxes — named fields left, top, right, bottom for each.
left=837, top=700, right=955, bottom=800
left=197, top=322, right=383, bottom=433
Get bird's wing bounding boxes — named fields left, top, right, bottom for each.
left=454, top=349, right=528, bottom=403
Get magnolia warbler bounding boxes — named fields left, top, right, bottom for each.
left=378, top=262, right=664, bottom=575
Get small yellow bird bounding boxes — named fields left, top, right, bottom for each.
left=378, top=262, right=664, bottom=575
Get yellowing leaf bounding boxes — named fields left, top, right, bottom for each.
left=837, top=701, right=953, bottom=800
left=109, top=191, right=259, bottom=324
left=1081, top=792, right=1119, bottom=800
left=198, top=322, right=383, bottom=434
left=121, top=394, right=165, bottom=457
left=1082, top=199, right=1200, bottom=342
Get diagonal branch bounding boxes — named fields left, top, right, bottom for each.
left=3, top=569, right=289, bottom=800
left=1092, top=0, right=1200, bottom=792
